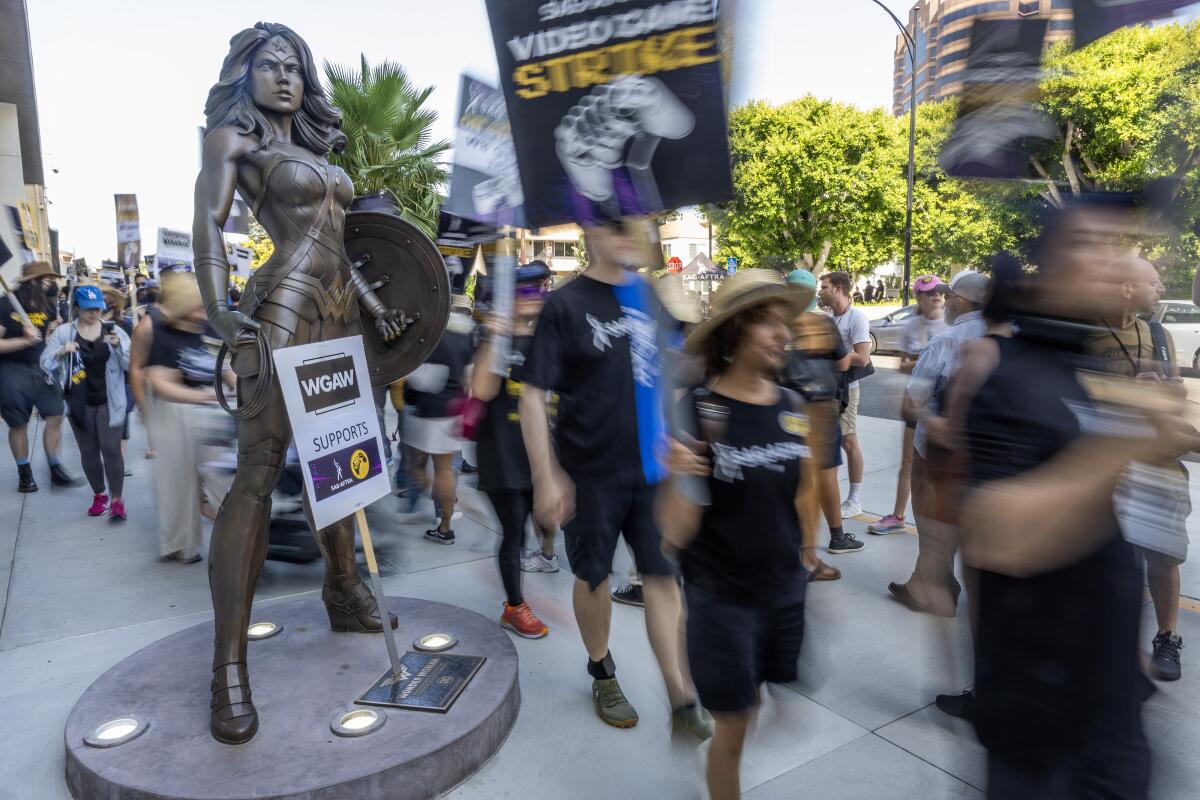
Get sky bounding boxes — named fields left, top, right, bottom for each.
left=27, top=0, right=920, bottom=262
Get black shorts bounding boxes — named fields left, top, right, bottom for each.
left=0, top=360, right=64, bottom=427
left=685, top=579, right=807, bottom=713
left=564, top=482, right=675, bottom=591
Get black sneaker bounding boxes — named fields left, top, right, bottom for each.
left=17, top=464, right=37, bottom=493
left=49, top=463, right=82, bottom=487
left=460, top=462, right=478, bottom=475
left=611, top=583, right=644, bottom=608
left=1150, top=632, right=1183, bottom=681
left=828, top=532, right=864, bottom=554
left=424, top=528, right=455, bottom=545
left=935, top=690, right=976, bottom=721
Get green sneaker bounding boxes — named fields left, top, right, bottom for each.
left=592, top=677, right=639, bottom=728
left=671, top=703, right=714, bottom=741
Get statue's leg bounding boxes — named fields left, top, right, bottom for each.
left=308, top=508, right=400, bottom=632
left=207, top=364, right=291, bottom=745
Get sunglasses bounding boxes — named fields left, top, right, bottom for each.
left=516, top=284, right=547, bottom=300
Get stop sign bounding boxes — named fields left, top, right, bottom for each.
left=667, top=257, right=683, bottom=272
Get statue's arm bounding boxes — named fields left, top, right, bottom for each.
left=349, top=260, right=404, bottom=342
left=193, top=128, right=258, bottom=345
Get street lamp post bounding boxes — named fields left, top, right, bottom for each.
left=870, top=0, right=917, bottom=307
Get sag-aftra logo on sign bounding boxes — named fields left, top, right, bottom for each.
left=296, top=355, right=361, bottom=414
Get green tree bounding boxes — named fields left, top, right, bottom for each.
left=246, top=217, right=273, bottom=269
left=718, top=97, right=905, bottom=275
left=324, top=55, right=449, bottom=237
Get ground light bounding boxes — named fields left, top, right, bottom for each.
left=247, top=621, right=282, bottom=640
left=414, top=632, right=458, bottom=652
left=330, top=708, right=386, bottom=738
left=84, top=717, right=148, bottom=748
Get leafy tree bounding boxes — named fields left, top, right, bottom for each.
left=324, top=56, right=449, bottom=237
left=246, top=217, right=273, bottom=270
left=718, top=98, right=904, bottom=275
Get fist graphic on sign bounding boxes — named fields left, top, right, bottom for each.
left=554, top=75, right=694, bottom=207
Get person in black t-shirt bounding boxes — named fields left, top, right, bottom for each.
left=471, top=261, right=553, bottom=640
left=0, top=261, right=77, bottom=492
left=961, top=201, right=1200, bottom=797
left=659, top=269, right=816, bottom=800
left=141, top=272, right=230, bottom=563
left=403, top=294, right=476, bottom=544
left=102, top=287, right=136, bottom=474
left=519, top=218, right=701, bottom=735
left=41, top=285, right=131, bottom=521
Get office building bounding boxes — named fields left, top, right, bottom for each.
left=892, top=0, right=1074, bottom=115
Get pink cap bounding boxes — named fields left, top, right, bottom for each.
left=913, top=274, right=945, bottom=293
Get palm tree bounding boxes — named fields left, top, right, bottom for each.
left=324, top=55, right=449, bottom=237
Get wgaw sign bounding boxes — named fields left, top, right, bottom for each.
left=273, top=336, right=390, bottom=529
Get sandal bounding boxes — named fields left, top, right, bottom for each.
left=806, top=560, right=841, bottom=582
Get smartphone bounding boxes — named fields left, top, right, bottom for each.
left=102, top=321, right=115, bottom=336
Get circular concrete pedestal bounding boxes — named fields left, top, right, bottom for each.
left=65, top=597, right=519, bottom=800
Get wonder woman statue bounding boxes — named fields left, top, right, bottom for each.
left=193, top=22, right=407, bottom=745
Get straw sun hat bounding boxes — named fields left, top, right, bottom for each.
left=158, top=270, right=204, bottom=322
left=685, top=269, right=815, bottom=355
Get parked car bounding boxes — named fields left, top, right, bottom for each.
left=1140, top=299, right=1200, bottom=370
left=868, top=305, right=917, bottom=354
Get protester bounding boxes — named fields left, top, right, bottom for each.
left=472, top=260, right=553, bottom=639
left=1086, top=255, right=1188, bottom=682
left=660, top=269, right=815, bottom=799
left=140, top=272, right=227, bottom=564
left=960, top=200, right=1193, bottom=796
left=817, top=270, right=872, bottom=524
left=41, top=285, right=130, bottom=520
left=0, top=261, right=77, bottom=492
left=784, top=268, right=857, bottom=567
left=870, top=274, right=947, bottom=535
left=102, top=287, right=136, bottom=476
left=887, top=270, right=989, bottom=617
left=519, top=217, right=706, bottom=736
left=403, top=293, right=475, bottom=544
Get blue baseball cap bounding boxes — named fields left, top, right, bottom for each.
left=75, top=285, right=105, bottom=310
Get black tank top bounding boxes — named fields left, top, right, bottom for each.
left=147, top=314, right=209, bottom=387
left=677, top=387, right=808, bottom=604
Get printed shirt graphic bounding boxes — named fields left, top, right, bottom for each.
left=677, top=389, right=809, bottom=604
left=522, top=274, right=675, bottom=486
left=0, top=297, right=51, bottom=365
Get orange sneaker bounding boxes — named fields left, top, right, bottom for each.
left=501, top=602, right=549, bottom=639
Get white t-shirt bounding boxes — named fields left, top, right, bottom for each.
left=831, top=306, right=870, bottom=388
left=900, top=314, right=949, bottom=357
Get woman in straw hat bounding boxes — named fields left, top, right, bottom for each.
left=659, top=269, right=819, bottom=800
left=141, top=271, right=230, bottom=563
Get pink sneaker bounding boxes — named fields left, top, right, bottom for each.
left=87, top=493, right=109, bottom=516
left=868, top=514, right=906, bottom=535
left=109, top=498, right=127, bottom=522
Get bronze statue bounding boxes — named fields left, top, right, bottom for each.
left=193, top=22, right=413, bottom=745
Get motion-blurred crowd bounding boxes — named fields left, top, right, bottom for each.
left=1, top=193, right=1193, bottom=799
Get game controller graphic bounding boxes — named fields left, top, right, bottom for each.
left=554, top=75, right=694, bottom=210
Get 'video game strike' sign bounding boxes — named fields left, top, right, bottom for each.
left=273, top=336, right=390, bottom=529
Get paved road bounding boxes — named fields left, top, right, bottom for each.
left=857, top=357, right=907, bottom=422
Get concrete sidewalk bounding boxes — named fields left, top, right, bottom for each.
left=1, top=410, right=1197, bottom=799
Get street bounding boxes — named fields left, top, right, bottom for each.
left=1, top=409, right=1198, bottom=799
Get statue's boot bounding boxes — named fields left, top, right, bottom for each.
left=315, top=517, right=399, bottom=632
left=208, top=481, right=273, bottom=745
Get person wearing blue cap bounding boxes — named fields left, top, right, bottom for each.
left=40, top=285, right=131, bottom=521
